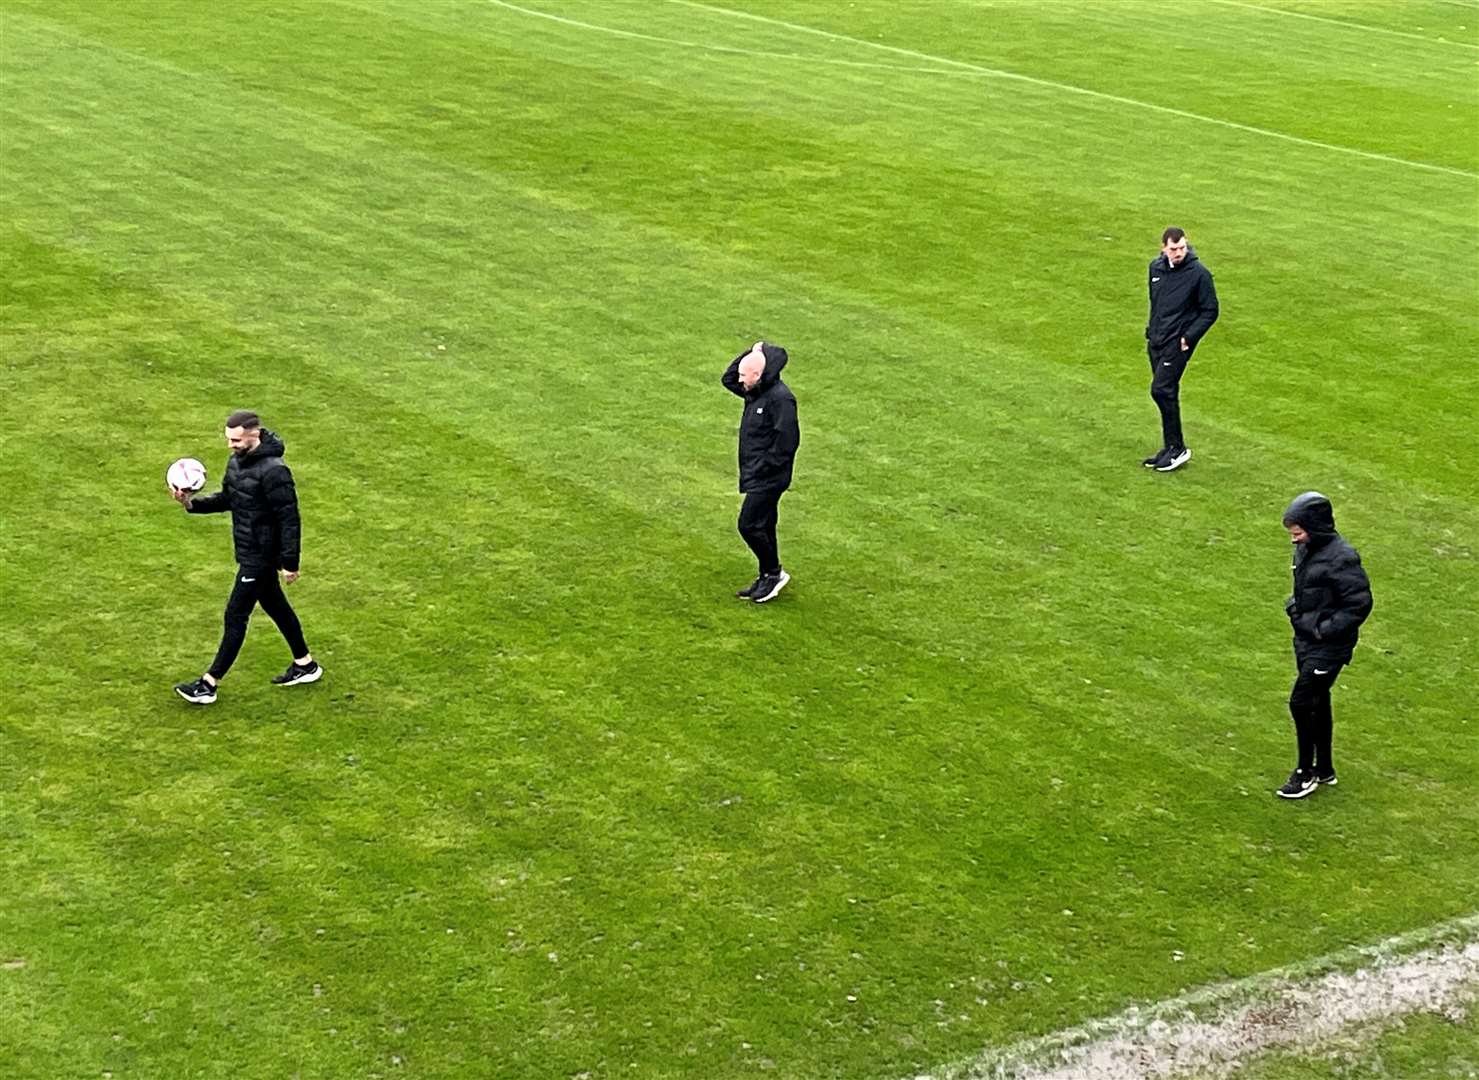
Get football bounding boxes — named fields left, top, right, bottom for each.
left=167, top=457, right=207, bottom=492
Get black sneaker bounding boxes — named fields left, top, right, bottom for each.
left=1276, top=769, right=1318, bottom=799
left=752, top=570, right=791, bottom=604
left=736, top=576, right=764, bottom=599
left=272, top=660, right=323, bottom=686
left=1142, top=447, right=1168, bottom=468
left=174, top=677, right=217, bottom=705
left=1315, top=771, right=1338, bottom=787
left=1155, top=446, right=1192, bottom=472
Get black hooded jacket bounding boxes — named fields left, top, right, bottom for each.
left=721, top=344, right=800, bottom=494
left=188, top=429, right=302, bottom=572
left=1146, top=247, right=1219, bottom=349
left=1282, top=492, right=1372, bottom=664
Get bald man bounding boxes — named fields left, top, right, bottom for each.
left=721, top=341, right=800, bottom=603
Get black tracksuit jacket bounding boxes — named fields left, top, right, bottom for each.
left=1282, top=492, right=1373, bottom=665
left=188, top=430, right=302, bottom=572
left=721, top=345, right=800, bottom=494
left=1146, top=247, right=1220, bottom=349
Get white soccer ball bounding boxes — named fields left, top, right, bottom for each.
left=167, top=457, right=207, bottom=492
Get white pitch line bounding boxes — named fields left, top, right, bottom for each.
left=672, top=0, right=1479, bottom=180
left=485, top=0, right=963, bottom=76
left=1211, top=0, right=1479, bottom=51
left=912, top=915, right=1479, bottom=1080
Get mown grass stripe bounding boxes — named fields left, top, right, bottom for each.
left=673, top=0, right=1479, bottom=178
left=1210, top=0, right=1479, bottom=50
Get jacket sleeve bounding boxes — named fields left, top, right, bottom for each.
left=759, top=395, right=799, bottom=473
left=720, top=351, right=747, bottom=398
left=265, top=466, right=302, bottom=572
left=1145, top=264, right=1154, bottom=337
left=1183, top=270, right=1220, bottom=345
left=187, top=489, right=229, bottom=514
left=1316, top=552, right=1372, bottom=641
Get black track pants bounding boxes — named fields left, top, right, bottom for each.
left=1148, top=340, right=1193, bottom=449
left=1289, top=658, right=1343, bottom=775
left=737, top=488, right=784, bottom=576
left=208, top=567, right=309, bottom=679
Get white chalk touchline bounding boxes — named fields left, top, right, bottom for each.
left=672, top=0, right=1478, bottom=180
left=1212, top=0, right=1479, bottom=50
left=484, top=0, right=961, bottom=76
left=912, top=915, right=1479, bottom=1080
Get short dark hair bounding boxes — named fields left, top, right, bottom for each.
left=1162, top=226, right=1186, bottom=244
left=225, top=410, right=261, bottom=430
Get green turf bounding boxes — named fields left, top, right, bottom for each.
left=1, top=1, right=1476, bottom=1077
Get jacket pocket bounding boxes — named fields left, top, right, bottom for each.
left=1293, top=611, right=1321, bottom=639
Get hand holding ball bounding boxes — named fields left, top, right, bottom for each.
left=167, top=457, right=207, bottom=496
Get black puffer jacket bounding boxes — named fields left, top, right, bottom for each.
left=1282, top=492, right=1372, bottom=665
left=722, top=344, right=800, bottom=494
left=189, top=430, right=302, bottom=572
left=1146, top=246, right=1219, bottom=349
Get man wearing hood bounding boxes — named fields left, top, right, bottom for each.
left=1277, top=491, right=1373, bottom=798
left=169, top=410, right=321, bottom=703
left=1143, top=227, right=1219, bottom=472
left=722, top=341, right=800, bottom=603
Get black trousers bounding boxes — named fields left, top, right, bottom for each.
left=1148, top=340, right=1193, bottom=449
left=208, top=567, right=309, bottom=679
left=1289, top=657, right=1343, bottom=775
left=737, top=487, right=784, bottom=575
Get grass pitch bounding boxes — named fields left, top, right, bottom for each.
left=2, top=2, right=1476, bottom=1077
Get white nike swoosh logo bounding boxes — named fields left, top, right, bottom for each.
left=1162, top=362, right=1173, bottom=366
left=1313, top=669, right=1329, bottom=675
left=241, top=577, right=256, bottom=582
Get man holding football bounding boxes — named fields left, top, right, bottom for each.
left=168, top=410, right=321, bottom=703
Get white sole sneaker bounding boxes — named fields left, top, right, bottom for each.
left=1277, top=781, right=1319, bottom=800
left=752, top=571, right=791, bottom=604
left=1156, top=447, right=1192, bottom=472
left=175, top=686, right=216, bottom=705
left=278, top=665, right=323, bottom=687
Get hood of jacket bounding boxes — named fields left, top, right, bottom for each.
left=1283, top=491, right=1337, bottom=544
left=749, top=343, right=789, bottom=395
left=239, top=429, right=285, bottom=462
